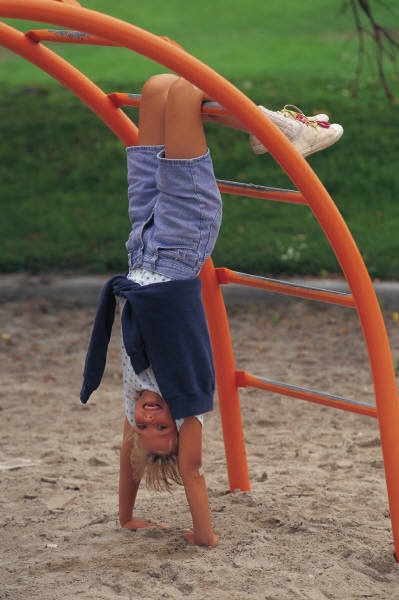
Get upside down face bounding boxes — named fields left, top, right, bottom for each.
left=134, top=390, right=178, bottom=455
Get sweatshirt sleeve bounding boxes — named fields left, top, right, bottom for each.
left=80, top=277, right=117, bottom=404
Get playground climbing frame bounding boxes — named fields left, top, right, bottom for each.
left=2, top=0, right=399, bottom=559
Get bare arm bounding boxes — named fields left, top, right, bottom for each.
left=118, top=418, right=164, bottom=530
left=178, top=417, right=219, bottom=547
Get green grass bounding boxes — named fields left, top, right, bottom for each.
left=1, top=1, right=399, bottom=277
left=2, top=0, right=397, bottom=84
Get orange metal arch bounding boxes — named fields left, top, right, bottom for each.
left=2, top=0, right=399, bottom=558
left=0, top=23, right=137, bottom=145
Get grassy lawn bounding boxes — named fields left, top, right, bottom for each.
left=1, top=1, right=398, bottom=277
left=2, top=0, right=396, bottom=84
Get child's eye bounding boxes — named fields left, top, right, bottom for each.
left=136, top=424, right=147, bottom=430
left=158, top=425, right=167, bottom=430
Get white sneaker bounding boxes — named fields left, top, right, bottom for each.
left=281, top=104, right=329, bottom=125
left=250, top=105, right=302, bottom=153
left=291, top=121, right=343, bottom=158
left=250, top=104, right=342, bottom=157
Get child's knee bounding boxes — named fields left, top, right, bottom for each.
left=169, top=77, right=201, bottom=97
left=141, top=74, right=178, bottom=100
left=167, top=77, right=204, bottom=110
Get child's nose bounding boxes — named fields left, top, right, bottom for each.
left=143, top=412, right=153, bottom=422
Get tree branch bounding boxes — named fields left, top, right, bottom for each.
left=341, top=0, right=399, bottom=101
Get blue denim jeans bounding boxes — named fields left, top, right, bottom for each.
left=125, top=145, right=222, bottom=280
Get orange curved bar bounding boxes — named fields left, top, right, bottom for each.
left=0, top=22, right=137, bottom=146
left=54, top=0, right=81, bottom=6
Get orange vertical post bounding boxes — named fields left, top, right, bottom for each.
left=201, top=259, right=250, bottom=491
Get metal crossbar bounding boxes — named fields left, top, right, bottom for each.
left=236, top=371, right=377, bottom=418
left=216, top=268, right=356, bottom=307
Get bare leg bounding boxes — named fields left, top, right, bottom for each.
left=164, top=78, right=209, bottom=159
left=138, top=75, right=211, bottom=158
left=138, top=74, right=179, bottom=146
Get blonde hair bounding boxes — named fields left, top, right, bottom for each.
left=129, top=428, right=182, bottom=492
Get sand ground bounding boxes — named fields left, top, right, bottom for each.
left=2, top=288, right=399, bottom=599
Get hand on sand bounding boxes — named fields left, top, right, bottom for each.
left=183, top=531, right=219, bottom=547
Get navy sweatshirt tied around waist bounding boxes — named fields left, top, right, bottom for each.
left=80, top=274, right=215, bottom=420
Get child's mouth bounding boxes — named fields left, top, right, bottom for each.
left=143, top=402, right=161, bottom=410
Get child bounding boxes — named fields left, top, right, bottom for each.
left=81, top=74, right=343, bottom=547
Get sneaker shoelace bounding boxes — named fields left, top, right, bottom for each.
left=280, top=104, right=331, bottom=129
